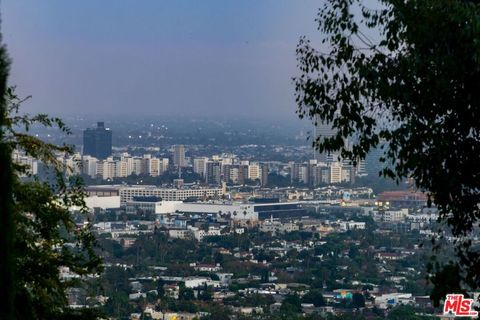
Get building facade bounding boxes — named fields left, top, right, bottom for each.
left=173, top=145, right=186, bottom=167
left=119, top=186, right=225, bottom=206
left=83, top=122, right=112, bottom=160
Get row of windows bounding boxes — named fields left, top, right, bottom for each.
left=119, top=189, right=223, bottom=204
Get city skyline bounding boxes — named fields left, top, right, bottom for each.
left=0, top=1, right=475, bottom=319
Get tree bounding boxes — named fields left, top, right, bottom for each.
left=157, top=278, right=165, bottom=298
left=0, top=33, right=14, bottom=320
left=350, top=292, right=365, bottom=309
left=0, top=86, right=102, bottom=319
left=295, top=0, right=480, bottom=305
left=198, top=285, right=214, bottom=301
left=301, top=289, right=326, bottom=307
left=200, top=304, right=232, bottom=320
left=280, top=294, right=302, bottom=314
left=179, top=284, right=195, bottom=301
left=387, top=305, right=423, bottom=320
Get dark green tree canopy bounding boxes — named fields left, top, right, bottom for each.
left=301, top=289, right=326, bottom=307
left=295, top=0, right=480, bottom=305
left=2, top=87, right=103, bottom=319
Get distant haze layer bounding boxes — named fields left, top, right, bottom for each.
left=3, top=0, right=319, bottom=120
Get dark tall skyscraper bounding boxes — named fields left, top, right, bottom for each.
left=83, top=122, right=112, bottom=160
left=206, top=161, right=222, bottom=186
left=260, top=163, right=269, bottom=187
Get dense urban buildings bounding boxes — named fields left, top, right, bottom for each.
left=7, top=0, right=465, bottom=317
left=72, top=175, right=437, bottom=319
left=12, top=119, right=438, bottom=319
left=22, top=144, right=372, bottom=187
left=14, top=118, right=444, bottom=319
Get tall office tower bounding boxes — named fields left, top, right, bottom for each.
left=311, top=165, right=322, bottom=186
left=248, top=163, right=260, bottom=180
left=116, top=159, right=129, bottom=178
left=83, top=122, right=112, bottom=160
left=329, top=162, right=343, bottom=184
left=222, top=164, right=233, bottom=184
left=173, top=145, right=186, bottom=167
left=355, top=159, right=367, bottom=176
left=101, top=157, right=117, bottom=180
left=238, top=164, right=249, bottom=185
left=222, top=164, right=242, bottom=184
left=310, top=164, right=330, bottom=186
left=260, top=163, right=269, bottom=187
left=148, top=157, right=161, bottom=177
left=193, top=157, right=208, bottom=177
left=159, top=158, right=169, bottom=175
left=290, top=162, right=301, bottom=184
left=121, top=155, right=135, bottom=176
left=341, top=165, right=355, bottom=184
left=307, top=160, right=317, bottom=187
left=82, top=155, right=98, bottom=178
left=298, top=164, right=309, bottom=185
left=228, top=166, right=240, bottom=184
left=206, top=161, right=222, bottom=186
left=132, top=157, right=144, bottom=175
left=365, top=143, right=386, bottom=176
left=320, top=166, right=330, bottom=184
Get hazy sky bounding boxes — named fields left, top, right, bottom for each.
left=3, top=1, right=320, bottom=120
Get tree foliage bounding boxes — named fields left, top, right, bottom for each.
left=295, top=0, right=480, bottom=305
left=301, top=289, right=326, bottom=307
left=280, top=294, right=302, bottom=314
left=0, top=82, right=102, bottom=319
left=0, top=33, right=14, bottom=320
left=10, top=89, right=103, bottom=319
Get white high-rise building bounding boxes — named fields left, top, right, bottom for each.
left=356, top=159, right=367, bottom=176
left=13, top=150, right=39, bottom=176
left=149, top=157, right=161, bottom=177
left=222, top=157, right=233, bottom=166
left=159, top=158, right=169, bottom=175
left=329, top=162, right=342, bottom=184
left=132, top=157, right=144, bottom=175
left=63, top=153, right=82, bottom=176
left=121, top=155, right=134, bottom=176
left=298, top=165, right=309, bottom=184
left=193, top=157, right=208, bottom=177
left=116, top=159, right=129, bottom=178
left=248, top=163, right=260, bottom=180
left=82, top=155, right=98, bottom=178
left=101, top=157, right=117, bottom=180
left=341, top=166, right=353, bottom=183
left=229, top=166, right=239, bottom=183
left=173, top=145, right=186, bottom=167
